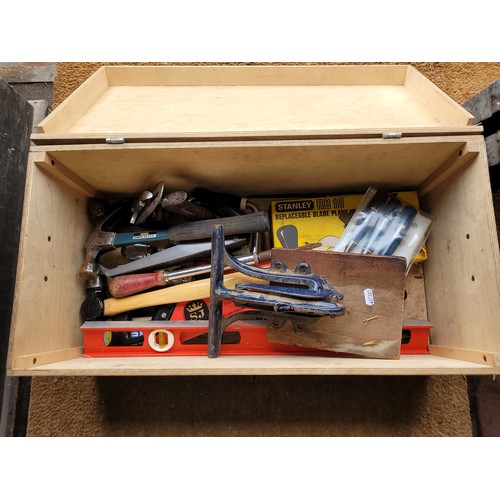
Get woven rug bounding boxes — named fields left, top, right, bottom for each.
left=27, top=62, right=500, bottom=437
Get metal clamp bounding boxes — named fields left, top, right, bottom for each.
left=207, top=224, right=345, bottom=358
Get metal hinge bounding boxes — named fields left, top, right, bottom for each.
left=105, top=137, right=126, bottom=144
left=382, top=132, right=403, bottom=139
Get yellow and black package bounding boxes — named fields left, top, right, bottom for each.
left=271, top=192, right=427, bottom=262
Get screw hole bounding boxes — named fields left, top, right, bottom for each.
left=296, top=264, right=309, bottom=274
left=273, top=261, right=287, bottom=272
left=458, top=150, right=462, bottom=156
left=33, top=357, right=37, bottom=365
left=466, top=234, right=470, bottom=239
left=44, top=276, right=48, bottom=282
left=51, top=160, right=55, bottom=166
left=471, top=275, right=475, bottom=282
left=48, top=236, right=51, bottom=242
left=483, top=355, right=487, bottom=362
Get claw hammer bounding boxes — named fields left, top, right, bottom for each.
left=79, top=209, right=271, bottom=280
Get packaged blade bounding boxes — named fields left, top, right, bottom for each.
left=99, top=236, right=247, bottom=277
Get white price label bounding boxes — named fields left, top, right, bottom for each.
left=364, top=288, right=375, bottom=306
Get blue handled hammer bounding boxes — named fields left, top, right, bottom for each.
left=79, top=208, right=270, bottom=280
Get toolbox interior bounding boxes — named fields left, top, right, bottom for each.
left=8, top=135, right=500, bottom=375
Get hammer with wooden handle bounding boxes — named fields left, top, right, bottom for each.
left=81, top=272, right=268, bottom=320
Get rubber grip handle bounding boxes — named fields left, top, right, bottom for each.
left=166, top=211, right=270, bottom=242
left=107, top=271, right=166, bottom=298
left=103, top=272, right=267, bottom=317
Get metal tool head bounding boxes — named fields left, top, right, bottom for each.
left=79, top=208, right=124, bottom=281
left=130, top=190, right=154, bottom=224
left=136, top=182, right=165, bottom=224
left=161, top=191, right=215, bottom=220
left=98, top=235, right=248, bottom=277
left=80, top=289, right=106, bottom=321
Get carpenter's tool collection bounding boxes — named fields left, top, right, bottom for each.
left=78, top=182, right=434, bottom=359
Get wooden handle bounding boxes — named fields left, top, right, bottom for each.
left=103, top=272, right=267, bottom=317
left=107, top=271, right=167, bottom=298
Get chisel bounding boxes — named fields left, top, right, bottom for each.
left=379, top=205, right=418, bottom=256
left=360, top=197, right=402, bottom=254
left=334, top=190, right=389, bottom=253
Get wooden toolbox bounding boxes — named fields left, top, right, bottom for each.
left=7, top=64, right=500, bottom=375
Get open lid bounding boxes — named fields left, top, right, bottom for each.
left=32, top=65, right=480, bottom=145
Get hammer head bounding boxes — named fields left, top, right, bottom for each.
left=79, top=209, right=119, bottom=280
left=80, top=289, right=105, bottom=321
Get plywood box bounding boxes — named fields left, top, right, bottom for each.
left=8, top=64, right=500, bottom=375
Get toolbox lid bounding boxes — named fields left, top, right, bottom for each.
left=32, top=65, right=480, bottom=145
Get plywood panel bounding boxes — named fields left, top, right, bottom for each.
left=37, top=67, right=109, bottom=133
left=29, top=126, right=483, bottom=146
left=423, top=141, right=500, bottom=351
left=68, top=85, right=443, bottom=135
left=405, top=66, right=476, bottom=127
left=268, top=249, right=406, bottom=359
left=36, top=65, right=477, bottom=138
left=105, top=64, right=409, bottom=86
left=9, top=353, right=498, bottom=377
left=8, top=156, right=90, bottom=361
left=37, top=138, right=466, bottom=196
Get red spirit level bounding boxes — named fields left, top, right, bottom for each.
left=81, top=299, right=431, bottom=357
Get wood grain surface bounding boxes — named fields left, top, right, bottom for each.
left=269, top=249, right=406, bottom=359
